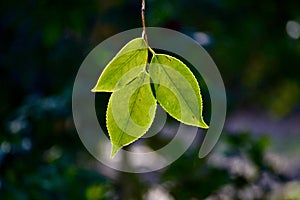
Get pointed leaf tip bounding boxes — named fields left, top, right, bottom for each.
left=92, top=38, right=148, bottom=92
left=110, top=145, right=121, bottom=158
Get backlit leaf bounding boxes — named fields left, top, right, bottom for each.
left=107, top=71, right=157, bottom=157
left=149, top=54, right=209, bottom=128
left=91, top=38, right=148, bottom=92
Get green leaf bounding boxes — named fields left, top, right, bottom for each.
left=91, top=38, right=148, bottom=92
left=107, top=71, right=157, bottom=157
left=149, top=54, right=209, bottom=128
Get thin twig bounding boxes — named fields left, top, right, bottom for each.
left=141, top=0, right=149, bottom=46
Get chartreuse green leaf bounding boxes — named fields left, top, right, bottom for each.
left=149, top=54, right=209, bottom=128
left=91, top=38, right=148, bottom=92
left=107, top=71, right=157, bottom=157
left=91, top=37, right=209, bottom=158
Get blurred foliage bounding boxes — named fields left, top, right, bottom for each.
left=1, top=0, right=300, bottom=199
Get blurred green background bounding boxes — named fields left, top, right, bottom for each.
left=1, top=0, right=300, bottom=199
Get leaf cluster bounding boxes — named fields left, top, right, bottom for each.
left=92, top=38, right=208, bottom=157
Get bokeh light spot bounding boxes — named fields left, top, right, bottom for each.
left=286, top=21, right=300, bottom=39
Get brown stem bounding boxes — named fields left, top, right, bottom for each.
left=141, top=0, right=149, bottom=46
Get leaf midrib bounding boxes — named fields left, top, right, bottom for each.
left=103, top=49, right=146, bottom=85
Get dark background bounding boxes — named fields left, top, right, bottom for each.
left=1, top=0, right=300, bottom=199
